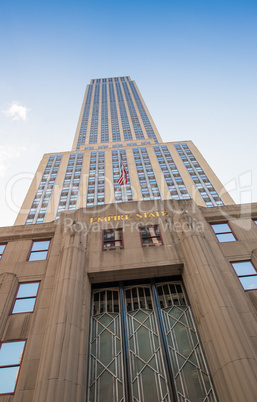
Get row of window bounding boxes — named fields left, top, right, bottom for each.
left=89, top=83, right=100, bottom=144
left=133, top=147, right=161, bottom=200
left=112, top=149, right=133, bottom=202
left=129, top=81, right=158, bottom=142
left=85, top=141, right=151, bottom=150
left=154, top=145, right=191, bottom=200
left=0, top=239, right=51, bottom=392
left=3, top=221, right=257, bottom=262
left=0, top=240, right=50, bottom=262
left=210, top=222, right=257, bottom=290
left=121, top=81, right=145, bottom=140
left=211, top=220, right=257, bottom=242
left=91, top=77, right=130, bottom=84
left=175, top=143, right=224, bottom=207
left=115, top=81, right=132, bottom=141
left=76, top=84, right=93, bottom=150
left=0, top=339, right=26, bottom=394
left=25, top=154, right=62, bottom=224
left=0, top=278, right=42, bottom=393
left=76, top=76, right=160, bottom=148
left=55, top=153, right=84, bottom=219
left=103, top=223, right=257, bottom=291
left=26, top=142, right=228, bottom=219
left=103, top=225, right=162, bottom=250
left=1, top=222, right=257, bottom=293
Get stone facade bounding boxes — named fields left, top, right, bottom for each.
left=0, top=199, right=257, bottom=401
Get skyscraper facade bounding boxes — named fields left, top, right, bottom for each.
left=0, top=77, right=256, bottom=402
left=15, top=77, right=233, bottom=226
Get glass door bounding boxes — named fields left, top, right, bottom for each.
left=88, top=288, right=124, bottom=402
left=88, top=281, right=217, bottom=402
left=125, top=285, right=171, bottom=401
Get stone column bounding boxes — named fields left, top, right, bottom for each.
left=33, top=221, right=88, bottom=402
left=174, top=208, right=257, bottom=402
left=0, top=272, right=18, bottom=338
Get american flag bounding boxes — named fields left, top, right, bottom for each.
left=118, top=156, right=127, bottom=185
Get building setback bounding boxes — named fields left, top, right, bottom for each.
left=0, top=77, right=256, bottom=402
left=15, top=77, right=234, bottom=226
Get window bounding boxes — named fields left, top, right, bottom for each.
left=28, top=240, right=51, bottom=261
left=253, top=219, right=257, bottom=225
left=231, top=261, right=257, bottom=290
left=0, top=244, right=7, bottom=259
left=139, top=225, right=163, bottom=246
left=211, top=223, right=236, bottom=242
left=103, top=229, right=123, bottom=250
left=11, top=282, right=40, bottom=314
left=0, top=340, right=26, bottom=394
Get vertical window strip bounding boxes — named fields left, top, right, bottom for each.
left=109, top=82, right=121, bottom=142
left=129, top=81, right=158, bottom=142
left=122, top=81, right=145, bottom=140
left=0, top=244, right=7, bottom=259
left=76, top=85, right=93, bottom=150
left=109, top=78, right=121, bottom=142
left=101, top=83, right=109, bottom=143
left=133, top=147, right=161, bottom=200
left=25, top=154, right=62, bottom=225
left=154, top=145, right=191, bottom=200
left=175, top=143, right=224, bottom=207
left=89, top=84, right=100, bottom=144
left=115, top=82, right=133, bottom=141
left=112, top=149, right=133, bottom=203
left=55, top=153, right=84, bottom=219
left=0, top=340, right=26, bottom=394
left=86, top=151, right=105, bottom=207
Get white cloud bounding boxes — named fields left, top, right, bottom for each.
left=0, top=145, right=27, bottom=177
left=2, top=102, right=30, bottom=121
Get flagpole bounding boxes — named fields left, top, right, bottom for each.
left=121, top=184, right=125, bottom=202
left=123, top=183, right=128, bottom=202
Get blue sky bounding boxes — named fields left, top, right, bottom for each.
left=0, top=0, right=256, bottom=226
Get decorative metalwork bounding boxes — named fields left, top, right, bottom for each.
left=88, top=282, right=217, bottom=402
left=157, top=283, right=217, bottom=402
left=125, top=286, right=171, bottom=402
left=88, top=289, right=124, bottom=402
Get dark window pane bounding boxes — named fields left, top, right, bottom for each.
left=142, top=237, right=153, bottom=244
left=104, top=231, right=115, bottom=241
left=103, top=230, right=122, bottom=249
left=104, top=241, right=115, bottom=248
left=140, top=227, right=149, bottom=237
left=154, top=226, right=159, bottom=236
